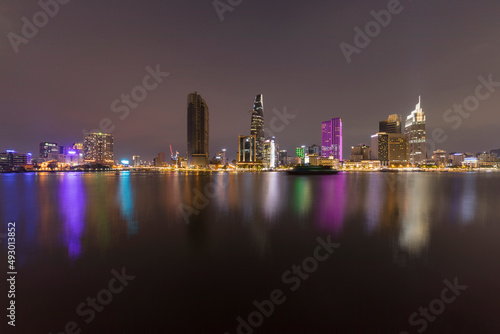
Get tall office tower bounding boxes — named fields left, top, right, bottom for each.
left=379, top=114, right=403, bottom=134
left=39, top=142, right=58, bottom=159
left=187, top=92, right=209, bottom=167
left=321, top=118, right=343, bottom=160
left=371, top=133, right=389, bottom=164
left=405, top=97, right=426, bottom=165
left=238, top=135, right=257, bottom=165
left=263, top=137, right=279, bottom=169
left=250, top=94, right=265, bottom=160
left=388, top=133, right=409, bottom=165
left=83, top=132, right=114, bottom=164
left=279, top=150, right=288, bottom=166
left=156, top=152, right=166, bottom=167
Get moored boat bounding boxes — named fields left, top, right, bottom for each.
left=286, top=165, right=339, bottom=175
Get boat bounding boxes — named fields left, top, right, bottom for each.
left=287, top=165, right=339, bottom=175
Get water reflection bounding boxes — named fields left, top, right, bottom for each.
left=317, top=175, right=346, bottom=234
left=292, top=177, right=312, bottom=217
left=460, top=174, right=476, bottom=224
left=364, top=174, right=384, bottom=234
left=59, top=173, right=85, bottom=261
left=398, top=175, right=430, bottom=256
left=1, top=172, right=498, bottom=265
left=118, top=172, right=138, bottom=237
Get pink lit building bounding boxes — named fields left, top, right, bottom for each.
left=321, top=118, right=343, bottom=161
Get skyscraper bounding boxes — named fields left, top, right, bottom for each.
left=388, top=133, right=409, bottom=165
left=237, top=135, right=257, bottom=167
left=321, top=118, right=343, bottom=161
left=250, top=94, right=265, bottom=161
left=187, top=92, right=209, bottom=167
left=83, top=133, right=114, bottom=164
left=263, top=137, right=279, bottom=169
left=371, top=133, right=389, bottom=164
left=405, top=97, right=426, bottom=165
left=379, top=114, right=403, bottom=134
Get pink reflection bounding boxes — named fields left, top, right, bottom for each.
left=317, top=176, right=346, bottom=234
left=60, top=173, right=86, bottom=261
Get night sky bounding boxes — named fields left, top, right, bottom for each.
left=1, top=0, right=499, bottom=161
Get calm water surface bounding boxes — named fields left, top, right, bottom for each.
left=1, top=171, right=499, bottom=333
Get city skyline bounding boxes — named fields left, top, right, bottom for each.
left=1, top=93, right=499, bottom=164
left=1, top=1, right=500, bottom=159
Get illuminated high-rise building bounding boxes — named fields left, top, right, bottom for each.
left=39, top=142, right=58, bottom=159
left=321, top=117, right=343, bottom=161
left=83, top=133, right=114, bottom=164
left=237, top=135, right=257, bottom=167
left=388, top=133, right=409, bottom=165
left=371, top=133, right=389, bottom=165
left=379, top=114, right=403, bottom=134
left=296, top=146, right=306, bottom=159
left=371, top=132, right=408, bottom=166
left=405, top=97, right=426, bottom=165
left=187, top=92, right=209, bottom=167
left=279, top=150, right=288, bottom=166
left=263, top=137, right=279, bottom=169
left=250, top=94, right=265, bottom=161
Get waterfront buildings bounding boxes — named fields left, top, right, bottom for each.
left=388, top=133, right=409, bottom=165
left=133, top=155, right=141, bottom=167
left=371, top=132, right=409, bottom=166
left=250, top=94, right=265, bottom=161
left=449, top=153, right=465, bottom=167
left=321, top=118, right=343, bottom=161
left=216, top=149, right=227, bottom=165
left=83, top=133, right=114, bottom=164
left=187, top=92, right=209, bottom=167
left=263, top=137, right=279, bottom=169
left=279, top=150, right=288, bottom=166
left=155, top=152, right=166, bottom=167
left=350, top=144, right=371, bottom=162
left=39, top=142, right=58, bottom=159
left=432, top=149, right=447, bottom=167
left=237, top=135, right=257, bottom=167
left=371, top=133, right=389, bottom=164
left=0, top=150, right=29, bottom=171
left=296, top=146, right=306, bottom=160
left=405, top=97, right=426, bottom=165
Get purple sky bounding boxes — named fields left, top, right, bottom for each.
left=1, top=0, right=500, bottom=161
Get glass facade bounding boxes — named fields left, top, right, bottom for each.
left=187, top=92, right=210, bottom=167
left=83, top=133, right=114, bottom=164
left=321, top=118, right=343, bottom=161
left=250, top=94, right=265, bottom=161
